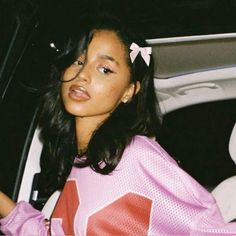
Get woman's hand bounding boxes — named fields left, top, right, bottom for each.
left=0, top=191, right=16, bottom=218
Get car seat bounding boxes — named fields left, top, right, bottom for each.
left=17, top=128, right=43, bottom=202
left=16, top=126, right=60, bottom=219
left=211, top=122, right=236, bottom=222
left=41, top=190, right=60, bottom=219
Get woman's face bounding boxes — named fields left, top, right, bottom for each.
left=61, top=30, right=136, bottom=121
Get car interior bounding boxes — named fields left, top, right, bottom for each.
left=1, top=0, right=236, bottom=227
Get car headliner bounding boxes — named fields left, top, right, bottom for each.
left=148, top=33, right=236, bottom=114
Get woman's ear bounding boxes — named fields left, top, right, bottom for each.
left=122, top=81, right=141, bottom=103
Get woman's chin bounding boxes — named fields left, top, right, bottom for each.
left=64, top=107, right=85, bottom=117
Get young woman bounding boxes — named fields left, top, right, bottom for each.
left=1, top=16, right=236, bottom=235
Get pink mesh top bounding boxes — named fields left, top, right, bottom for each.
left=1, top=135, right=236, bottom=235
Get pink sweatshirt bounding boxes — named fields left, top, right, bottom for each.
left=1, top=135, right=236, bottom=235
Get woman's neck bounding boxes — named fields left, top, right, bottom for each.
left=75, top=115, right=108, bottom=152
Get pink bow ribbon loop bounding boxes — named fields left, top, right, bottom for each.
left=129, top=43, right=152, bottom=66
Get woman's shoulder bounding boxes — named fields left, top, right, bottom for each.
left=126, top=135, right=177, bottom=165
left=124, top=135, right=214, bottom=206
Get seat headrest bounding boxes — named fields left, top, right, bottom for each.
left=229, top=122, right=236, bottom=165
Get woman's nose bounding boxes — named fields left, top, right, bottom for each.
left=76, top=64, right=91, bottom=83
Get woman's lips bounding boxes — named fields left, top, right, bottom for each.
left=68, top=85, right=91, bottom=101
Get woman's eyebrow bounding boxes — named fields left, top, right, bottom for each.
left=98, top=54, right=120, bottom=66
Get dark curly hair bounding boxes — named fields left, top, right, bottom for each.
left=39, top=14, right=162, bottom=194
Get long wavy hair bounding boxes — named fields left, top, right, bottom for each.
left=39, top=15, right=162, bottom=194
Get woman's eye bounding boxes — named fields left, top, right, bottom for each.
left=73, top=60, right=84, bottom=66
left=98, top=67, right=114, bottom=74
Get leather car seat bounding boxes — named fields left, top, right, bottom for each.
left=211, top=122, right=236, bottom=222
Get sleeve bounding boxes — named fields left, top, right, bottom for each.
left=0, top=201, right=49, bottom=236
left=134, top=136, right=236, bottom=235
left=190, top=205, right=236, bottom=235
left=176, top=164, right=236, bottom=235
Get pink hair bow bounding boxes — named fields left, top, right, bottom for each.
left=129, top=43, right=152, bottom=66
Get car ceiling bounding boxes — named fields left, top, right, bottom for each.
left=148, top=34, right=236, bottom=114
left=148, top=34, right=236, bottom=79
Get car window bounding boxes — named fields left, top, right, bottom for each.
left=0, top=10, right=65, bottom=198
left=0, top=16, right=19, bottom=69
left=0, top=4, right=21, bottom=86
left=159, top=99, right=236, bottom=190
